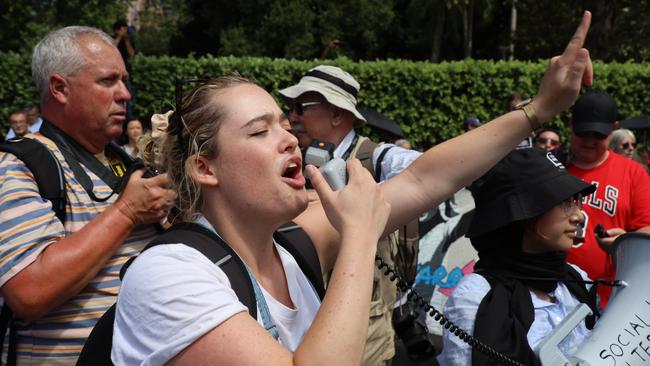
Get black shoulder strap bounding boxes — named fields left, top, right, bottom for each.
left=0, top=138, right=67, bottom=223
left=275, top=222, right=325, bottom=300
left=373, top=145, right=393, bottom=181
left=121, top=222, right=258, bottom=319
left=79, top=222, right=325, bottom=366
left=79, top=223, right=257, bottom=366
left=76, top=304, right=115, bottom=366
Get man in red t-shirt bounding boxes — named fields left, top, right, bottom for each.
left=567, top=91, right=650, bottom=308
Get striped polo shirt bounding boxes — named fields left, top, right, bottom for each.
left=0, top=134, right=158, bottom=365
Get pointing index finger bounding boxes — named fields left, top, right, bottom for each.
left=559, top=11, right=592, bottom=65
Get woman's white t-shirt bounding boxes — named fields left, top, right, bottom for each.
left=111, top=241, right=321, bottom=366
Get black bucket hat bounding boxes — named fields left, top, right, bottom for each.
left=467, top=148, right=596, bottom=238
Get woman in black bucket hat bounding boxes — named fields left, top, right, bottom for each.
left=438, top=148, right=598, bottom=366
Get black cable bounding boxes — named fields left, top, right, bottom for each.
left=376, top=256, right=526, bottom=366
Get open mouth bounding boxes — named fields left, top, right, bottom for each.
left=283, top=162, right=301, bottom=179
left=281, top=159, right=305, bottom=189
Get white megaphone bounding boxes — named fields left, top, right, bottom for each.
left=536, top=232, right=650, bottom=366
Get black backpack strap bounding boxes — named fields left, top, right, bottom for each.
left=76, top=304, right=115, bottom=366
left=126, top=223, right=258, bottom=318
left=0, top=303, right=16, bottom=366
left=373, top=145, right=393, bottom=181
left=0, top=138, right=67, bottom=223
left=275, top=222, right=325, bottom=300
left=78, top=223, right=259, bottom=366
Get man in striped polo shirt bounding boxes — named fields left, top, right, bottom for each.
left=0, top=26, right=176, bottom=365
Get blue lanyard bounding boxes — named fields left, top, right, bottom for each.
left=194, top=216, right=280, bottom=340
left=245, top=267, right=280, bottom=340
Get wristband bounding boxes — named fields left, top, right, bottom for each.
left=514, top=99, right=542, bottom=131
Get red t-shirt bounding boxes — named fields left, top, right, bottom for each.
left=567, top=151, right=650, bottom=308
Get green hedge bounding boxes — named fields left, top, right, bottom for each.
left=2, top=52, right=649, bottom=149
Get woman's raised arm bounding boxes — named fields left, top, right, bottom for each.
left=298, top=11, right=593, bottom=271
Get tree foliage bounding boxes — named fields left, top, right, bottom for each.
left=3, top=1, right=650, bottom=62
left=3, top=52, right=649, bottom=150
left=0, top=0, right=127, bottom=53
left=135, top=0, right=189, bottom=55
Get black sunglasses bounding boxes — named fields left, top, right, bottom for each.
left=535, top=137, right=560, bottom=146
left=621, top=142, right=637, bottom=149
left=289, top=101, right=323, bottom=115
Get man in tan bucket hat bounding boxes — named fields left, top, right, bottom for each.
left=280, top=65, right=426, bottom=365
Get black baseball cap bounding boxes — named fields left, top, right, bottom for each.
left=467, top=148, right=595, bottom=238
left=571, top=91, right=617, bottom=135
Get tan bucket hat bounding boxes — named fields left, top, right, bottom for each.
left=279, top=65, right=366, bottom=124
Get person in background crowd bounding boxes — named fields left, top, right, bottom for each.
left=609, top=128, right=649, bottom=173
left=320, top=39, right=342, bottom=60
left=395, top=138, right=412, bottom=149
left=609, top=128, right=636, bottom=159
left=24, top=104, right=43, bottom=131
left=5, top=111, right=29, bottom=140
left=534, top=127, right=568, bottom=162
left=566, top=90, right=650, bottom=308
left=112, top=11, right=594, bottom=365
left=439, top=148, right=596, bottom=366
left=112, top=20, right=135, bottom=68
left=534, top=127, right=562, bottom=152
left=5, top=104, right=43, bottom=140
left=112, top=20, right=135, bottom=119
left=462, top=116, right=482, bottom=132
left=121, top=117, right=144, bottom=158
left=0, top=26, right=174, bottom=365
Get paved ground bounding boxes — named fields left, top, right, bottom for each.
left=393, top=336, right=440, bottom=366
left=392, top=188, right=474, bottom=366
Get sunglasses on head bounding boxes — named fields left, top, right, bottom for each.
left=175, top=78, right=210, bottom=115
left=535, top=137, right=560, bottom=146
left=621, top=142, right=637, bottom=149
left=574, top=131, right=608, bottom=140
left=289, top=101, right=322, bottom=115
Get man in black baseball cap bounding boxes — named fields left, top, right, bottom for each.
left=571, top=90, right=617, bottom=136
left=566, top=90, right=650, bottom=308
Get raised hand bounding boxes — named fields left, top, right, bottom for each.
left=533, top=11, right=593, bottom=123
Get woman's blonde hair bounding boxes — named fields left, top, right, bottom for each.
left=163, top=75, right=254, bottom=222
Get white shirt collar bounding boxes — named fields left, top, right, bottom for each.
left=332, top=129, right=357, bottom=159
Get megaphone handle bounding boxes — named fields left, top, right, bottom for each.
left=534, top=303, right=592, bottom=366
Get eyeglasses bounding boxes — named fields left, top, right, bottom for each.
left=560, top=194, right=583, bottom=216
left=289, top=101, right=322, bottom=115
left=574, top=131, right=608, bottom=140
left=621, top=142, right=637, bottom=149
left=535, top=137, right=560, bottom=146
